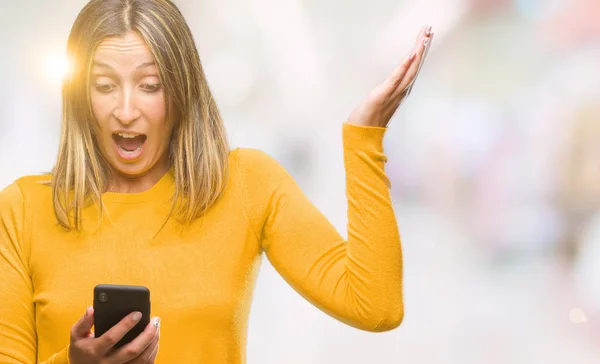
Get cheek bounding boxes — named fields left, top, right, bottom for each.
left=143, top=95, right=167, bottom=124
left=90, top=93, right=111, bottom=132
left=143, top=96, right=170, bottom=144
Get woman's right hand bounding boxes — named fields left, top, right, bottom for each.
left=68, top=306, right=160, bottom=364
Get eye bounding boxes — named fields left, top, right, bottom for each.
left=140, top=84, right=162, bottom=93
left=95, top=84, right=115, bottom=93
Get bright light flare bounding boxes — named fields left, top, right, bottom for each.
left=44, top=52, right=71, bottom=83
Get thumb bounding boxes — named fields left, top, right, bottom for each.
left=72, top=306, right=95, bottom=339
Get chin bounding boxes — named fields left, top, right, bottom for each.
left=108, top=158, right=153, bottom=178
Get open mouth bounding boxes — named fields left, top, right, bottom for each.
left=112, top=132, right=147, bottom=160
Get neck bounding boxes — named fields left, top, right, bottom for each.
left=107, top=161, right=170, bottom=194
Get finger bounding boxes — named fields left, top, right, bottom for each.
left=416, top=31, right=433, bottom=73
left=95, top=311, right=145, bottom=355
left=110, top=317, right=160, bottom=363
left=390, top=26, right=432, bottom=98
left=71, top=306, right=95, bottom=340
left=121, top=328, right=159, bottom=364
left=387, top=52, right=417, bottom=86
left=424, top=25, right=433, bottom=39
left=147, top=342, right=160, bottom=363
left=384, top=25, right=432, bottom=94
left=395, top=31, right=434, bottom=98
left=412, top=25, right=432, bottom=53
left=140, top=327, right=160, bottom=363
left=410, top=32, right=433, bottom=81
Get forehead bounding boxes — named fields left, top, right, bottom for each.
left=93, top=31, right=155, bottom=69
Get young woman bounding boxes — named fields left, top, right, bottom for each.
left=0, top=0, right=433, bottom=363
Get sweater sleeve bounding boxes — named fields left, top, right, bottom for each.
left=237, top=123, right=403, bottom=332
left=0, top=182, right=70, bottom=364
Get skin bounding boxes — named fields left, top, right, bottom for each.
left=68, top=25, right=433, bottom=363
left=89, top=26, right=433, bottom=194
left=90, top=31, right=174, bottom=194
left=348, top=25, right=434, bottom=128
left=69, top=32, right=164, bottom=363
left=69, top=307, right=160, bottom=364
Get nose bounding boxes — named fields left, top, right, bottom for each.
left=113, top=88, right=141, bottom=125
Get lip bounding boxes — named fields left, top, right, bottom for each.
left=112, top=130, right=147, bottom=137
left=112, top=131, right=147, bottom=162
left=114, top=141, right=145, bottom=162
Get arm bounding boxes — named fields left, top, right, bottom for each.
left=238, top=124, right=403, bottom=332
left=238, top=25, right=433, bottom=332
left=0, top=182, right=69, bottom=363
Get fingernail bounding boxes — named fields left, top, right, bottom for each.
left=426, top=26, right=432, bottom=35
left=153, top=317, right=161, bottom=328
left=132, top=312, right=142, bottom=322
left=424, top=38, right=429, bottom=46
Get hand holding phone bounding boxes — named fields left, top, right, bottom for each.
left=93, top=284, right=151, bottom=347
left=67, top=285, right=160, bottom=364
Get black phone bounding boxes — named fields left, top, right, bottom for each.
left=93, top=284, right=151, bottom=349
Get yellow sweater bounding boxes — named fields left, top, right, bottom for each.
left=0, top=123, right=403, bottom=364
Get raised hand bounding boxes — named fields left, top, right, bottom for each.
left=348, top=25, right=434, bottom=128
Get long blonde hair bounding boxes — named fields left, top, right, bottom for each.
left=53, top=0, right=230, bottom=230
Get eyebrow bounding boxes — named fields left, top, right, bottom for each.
left=92, top=61, right=156, bottom=70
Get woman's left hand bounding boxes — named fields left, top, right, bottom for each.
left=347, top=25, right=434, bottom=128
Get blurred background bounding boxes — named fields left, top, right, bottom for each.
left=1, top=0, right=599, bottom=362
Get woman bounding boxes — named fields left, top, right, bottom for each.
left=0, top=0, right=432, bottom=363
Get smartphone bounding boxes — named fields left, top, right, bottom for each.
left=93, top=284, right=151, bottom=349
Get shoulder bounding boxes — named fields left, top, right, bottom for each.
left=0, top=175, right=50, bottom=260
left=230, top=148, right=293, bottom=181
left=230, top=147, right=279, bottom=167
left=228, top=148, right=300, bottom=199
left=0, top=174, right=53, bottom=210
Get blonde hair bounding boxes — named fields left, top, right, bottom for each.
left=53, top=0, right=229, bottom=230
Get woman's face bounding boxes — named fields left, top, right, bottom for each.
left=90, top=31, right=174, bottom=179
